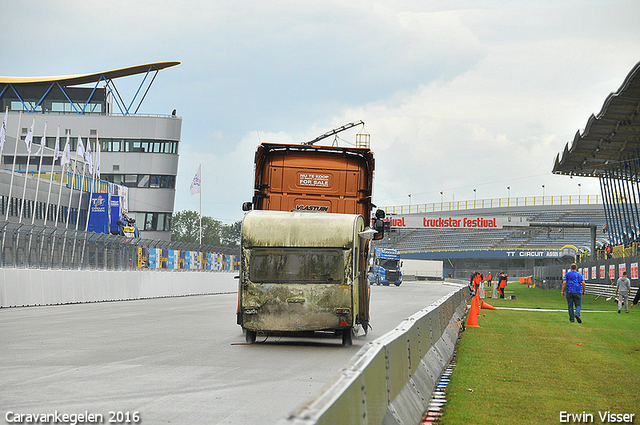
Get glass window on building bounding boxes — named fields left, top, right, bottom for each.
left=103, top=174, right=125, bottom=185
left=149, top=175, right=161, bottom=188
left=137, top=175, right=150, bottom=188
left=124, top=174, right=138, bottom=187
left=133, top=212, right=172, bottom=232
left=145, top=213, right=157, bottom=231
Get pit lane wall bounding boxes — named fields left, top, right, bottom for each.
left=0, top=269, right=238, bottom=307
left=279, top=283, right=469, bottom=425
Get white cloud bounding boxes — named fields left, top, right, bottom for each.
left=1, top=0, right=638, bottom=223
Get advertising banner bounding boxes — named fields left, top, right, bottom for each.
left=110, top=196, right=122, bottom=234
left=191, top=252, right=200, bottom=270
left=384, top=215, right=528, bottom=229
left=87, top=193, right=110, bottom=233
left=148, top=248, right=159, bottom=269
left=167, top=250, right=177, bottom=269
left=619, top=263, right=626, bottom=277
left=631, top=262, right=638, bottom=280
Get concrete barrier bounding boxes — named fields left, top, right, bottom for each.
left=280, top=284, right=468, bottom=425
left=0, top=269, right=238, bottom=307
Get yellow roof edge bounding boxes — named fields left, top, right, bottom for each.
left=0, top=61, right=180, bottom=86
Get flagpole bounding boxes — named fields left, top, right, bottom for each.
left=0, top=108, right=11, bottom=256
left=64, top=134, right=76, bottom=228
left=84, top=136, right=94, bottom=232
left=199, top=163, right=202, bottom=245
left=43, top=125, right=60, bottom=226
left=19, top=116, right=36, bottom=223
left=80, top=136, right=95, bottom=267
left=62, top=134, right=76, bottom=267
left=70, top=134, right=86, bottom=268
left=5, top=110, right=20, bottom=221
left=75, top=133, right=86, bottom=231
left=31, top=121, right=47, bottom=224
left=0, top=107, right=8, bottom=165
left=55, top=134, right=70, bottom=226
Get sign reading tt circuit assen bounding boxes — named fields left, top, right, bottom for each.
left=384, top=215, right=528, bottom=229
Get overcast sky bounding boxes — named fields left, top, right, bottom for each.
left=1, top=1, right=639, bottom=223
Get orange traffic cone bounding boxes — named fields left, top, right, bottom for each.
left=480, top=300, right=499, bottom=310
left=466, top=297, right=480, bottom=327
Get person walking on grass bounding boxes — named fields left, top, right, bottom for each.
left=498, top=272, right=507, bottom=299
left=616, top=271, right=631, bottom=313
left=561, top=263, right=586, bottom=323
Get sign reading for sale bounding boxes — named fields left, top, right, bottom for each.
left=299, top=173, right=330, bottom=187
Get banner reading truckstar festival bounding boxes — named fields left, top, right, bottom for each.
left=383, top=215, right=528, bottom=229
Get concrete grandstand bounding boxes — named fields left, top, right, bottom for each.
left=374, top=198, right=607, bottom=279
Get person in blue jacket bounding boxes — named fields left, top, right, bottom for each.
left=561, top=263, right=586, bottom=323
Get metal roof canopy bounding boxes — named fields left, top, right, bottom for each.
left=552, top=61, right=640, bottom=177
left=0, top=61, right=180, bottom=116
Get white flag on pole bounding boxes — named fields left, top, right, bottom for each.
left=77, top=134, right=85, bottom=159
left=24, top=118, right=34, bottom=153
left=85, top=140, right=93, bottom=174
left=53, top=126, right=60, bottom=161
left=62, top=135, right=71, bottom=165
left=35, top=123, right=46, bottom=156
left=96, top=139, right=101, bottom=178
left=190, top=164, right=201, bottom=196
left=0, top=108, right=7, bottom=149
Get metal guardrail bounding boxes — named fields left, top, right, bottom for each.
left=279, top=284, right=468, bottom=425
left=0, top=221, right=238, bottom=271
left=383, top=194, right=601, bottom=215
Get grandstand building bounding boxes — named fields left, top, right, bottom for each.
left=0, top=62, right=180, bottom=240
left=375, top=198, right=607, bottom=279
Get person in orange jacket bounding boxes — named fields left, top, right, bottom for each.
left=498, top=272, right=507, bottom=298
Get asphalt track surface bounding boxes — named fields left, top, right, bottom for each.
left=0, top=281, right=461, bottom=425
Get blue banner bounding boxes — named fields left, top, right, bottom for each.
left=148, top=248, right=159, bottom=269
left=167, top=250, right=176, bottom=269
left=87, top=193, right=110, bottom=234
left=110, top=196, right=122, bottom=233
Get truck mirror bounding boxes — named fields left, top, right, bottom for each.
left=242, top=202, right=253, bottom=211
left=373, top=217, right=385, bottom=240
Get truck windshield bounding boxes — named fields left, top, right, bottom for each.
left=380, top=259, right=399, bottom=269
left=250, top=248, right=344, bottom=283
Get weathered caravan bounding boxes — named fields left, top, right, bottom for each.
left=238, top=210, right=371, bottom=346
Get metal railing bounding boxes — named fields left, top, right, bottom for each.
left=0, top=221, right=238, bottom=271
left=383, top=194, right=601, bottom=215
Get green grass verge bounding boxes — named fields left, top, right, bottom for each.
left=440, top=283, right=640, bottom=425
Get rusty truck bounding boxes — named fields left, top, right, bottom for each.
left=237, top=126, right=385, bottom=346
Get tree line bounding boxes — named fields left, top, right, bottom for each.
left=170, top=210, right=241, bottom=248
